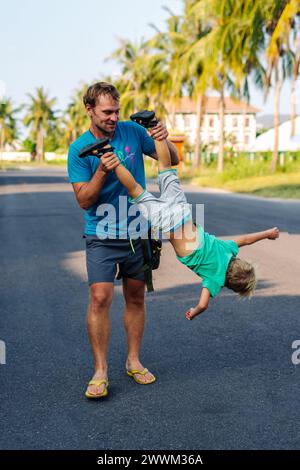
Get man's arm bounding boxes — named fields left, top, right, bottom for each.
left=185, top=287, right=211, bottom=321
left=233, top=227, right=279, bottom=247
left=72, top=152, right=120, bottom=210
left=148, top=122, right=179, bottom=165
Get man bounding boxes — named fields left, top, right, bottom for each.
left=68, top=82, right=179, bottom=398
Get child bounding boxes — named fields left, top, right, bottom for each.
left=111, top=115, right=279, bottom=320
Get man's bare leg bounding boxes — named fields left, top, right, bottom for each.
left=86, top=282, right=114, bottom=396
left=123, top=277, right=155, bottom=383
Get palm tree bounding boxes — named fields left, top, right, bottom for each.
left=0, top=98, right=19, bottom=161
left=290, top=37, right=300, bottom=137
left=263, top=0, right=299, bottom=171
left=226, top=0, right=299, bottom=168
left=147, top=6, right=188, bottom=127
left=23, top=87, right=57, bottom=163
left=185, top=0, right=238, bottom=172
left=61, top=84, right=89, bottom=149
left=289, top=12, right=300, bottom=136
left=111, top=6, right=191, bottom=125
left=214, top=1, right=266, bottom=151
left=109, top=39, right=154, bottom=118
left=180, top=0, right=213, bottom=167
left=186, top=0, right=300, bottom=172
left=148, top=1, right=212, bottom=167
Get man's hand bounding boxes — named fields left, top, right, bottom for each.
left=149, top=121, right=168, bottom=141
left=99, top=152, right=120, bottom=173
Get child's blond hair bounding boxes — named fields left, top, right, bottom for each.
left=225, top=257, right=257, bottom=298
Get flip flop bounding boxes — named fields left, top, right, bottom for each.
left=85, top=378, right=109, bottom=399
left=126, top=368, right=156, bottom=385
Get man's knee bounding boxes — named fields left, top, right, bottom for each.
left=90, top=283, right=114, bottom=310
left=123, top=280, right=145, bottom=307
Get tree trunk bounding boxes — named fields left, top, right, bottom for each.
left=37, top=124, right=44, bottom=164
left=171, top=103, right=176, bottom=129
left=193, top=93, right=203, bottom=168
left=242, top=101, right=247, bottom=151
left=291, top=35, right=300, bottom=137
left=271, top=70, right=281, bottom=172
left=217, top=87, right=225, bottom=173
left=0, top=126, right=4, bottom=165
left=290, top=76, right=296, bottom=137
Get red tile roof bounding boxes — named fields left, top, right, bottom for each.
left=170, top=96, right=260, bottom=114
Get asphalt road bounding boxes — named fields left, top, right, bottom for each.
left=0, top=168, right=300, bottom=450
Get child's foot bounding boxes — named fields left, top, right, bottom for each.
left=267, top=227, right=280, bottom=240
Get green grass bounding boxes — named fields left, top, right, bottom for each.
left=45, top=159, right=67, bottom=166
left=0, top=159, right=67, bottom=170
left=194, top=173, right=300, bottom=199
left=144, top=154, right=300, bottom=199
left=2, top=154, right=300, bottom=199
left=250, top=184, right=300, bottom=199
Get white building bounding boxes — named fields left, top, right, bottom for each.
left=251, top=116, right=300, bottom=152
left=168, top=96, right=260, bottom=151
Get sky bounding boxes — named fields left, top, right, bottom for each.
left=0, top=0, right=298, bottom=117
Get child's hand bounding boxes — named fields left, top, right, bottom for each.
left=185, top=302, right=208, bottom=320
left=267, top=227, right=279, bottom=240
left=185, top=307, right=199, bottom=321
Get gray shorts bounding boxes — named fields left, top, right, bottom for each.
left=85, top=237, right=146, bottom=285
left=131, top=170, right=191, bottom=233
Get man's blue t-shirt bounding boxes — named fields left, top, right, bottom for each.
left=68, top=121, right=155, bottom=238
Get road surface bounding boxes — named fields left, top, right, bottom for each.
left=0, top=168, right=300, bottom=450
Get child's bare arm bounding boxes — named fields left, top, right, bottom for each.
left=149, top=122, right=179, bottom=166
left=154, top=140, right=172, bottom=173
left=233, top=227, right=279, bottom=247
left=112, top=155, right=144, bottom=199
left=185, top=288, right=210, bottom=320
left=148, top=122, right=172, bottom=172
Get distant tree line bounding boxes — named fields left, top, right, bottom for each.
left=1, top=0, right=299, bottom=171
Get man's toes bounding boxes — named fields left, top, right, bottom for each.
left=88, top=384, right=104, bottom=395
left=136, top=374, right=146, bottom=383
left=97, top=385, right=105, bottom=394
left=145, top=372, right=154, bottom=383
left=137, top=373, right=149, bottom=383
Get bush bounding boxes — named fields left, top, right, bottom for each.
left=144, top=151, right=300, bottom=182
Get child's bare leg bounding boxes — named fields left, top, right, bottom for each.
left=154, top=140, right=172, bottom=173
left=114, top=163, right=143, bottom=199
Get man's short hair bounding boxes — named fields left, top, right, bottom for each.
left=83, top=82, right=120, bottom=108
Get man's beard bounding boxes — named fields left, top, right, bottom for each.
left=95, top=123, right=115, bottom=137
